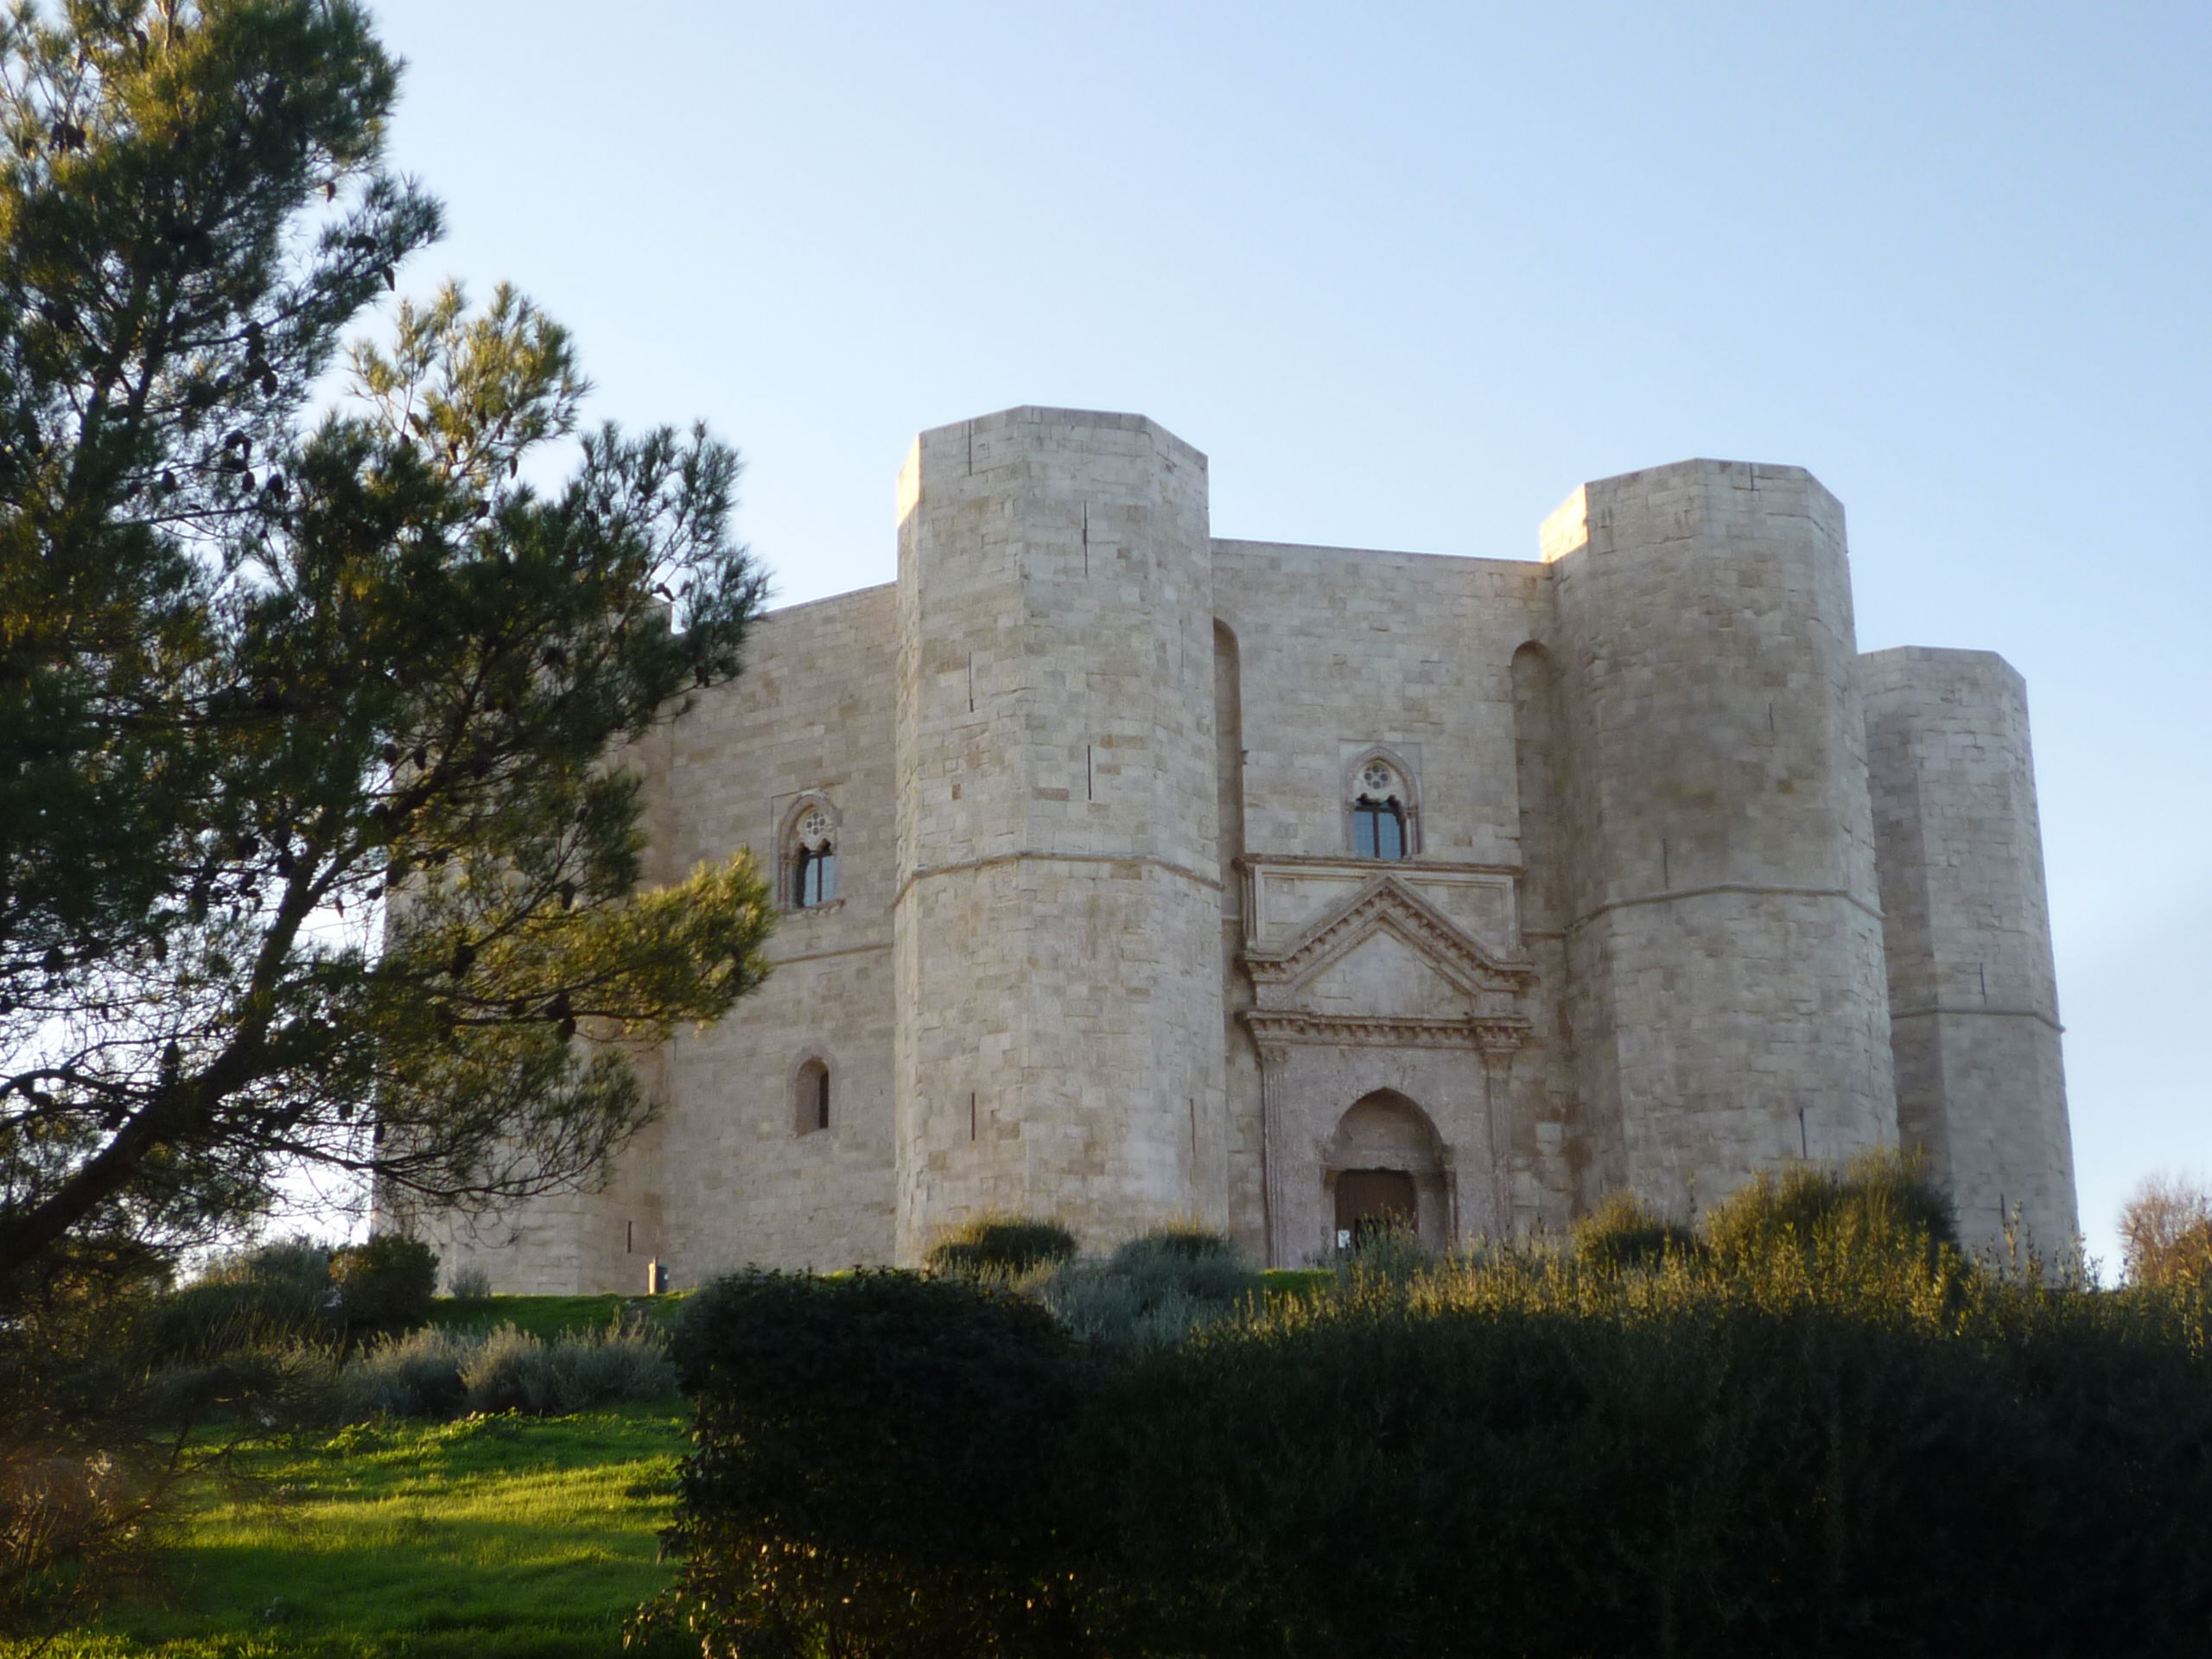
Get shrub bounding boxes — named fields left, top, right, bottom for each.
left=661, top=1227, right=2212, bottom=1657
left=461, top=1317, right=677, bottom=1415
left=338, top=1317, right=673, bottom=1421
left=1043, top=1228, right=1261, bottom=1348
left=925, top=1214, right=1079, bottom=1279
left=446, top=1262, right=494, bottom=1300
left=1573, top=1189, right=1700, bottom=1272
left=2, top=1246, right=336, bottom=1639
left=1073, top=1264, right=2212, bottom=1657
left=145, top=1236, right=338, bottom=1363
left=329, top=1234, right=439, bottom=1332
left=340, top=1325, right=469, bottom=1421
left=1334, top=1215, right=1434, bottom=1283
left=664, top=1270, right=1083, bottom=1656
left=1701, top=1152, right=1959, bottom=1280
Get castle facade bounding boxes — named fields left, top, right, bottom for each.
left=427, top=406, right=2077, bottom=1291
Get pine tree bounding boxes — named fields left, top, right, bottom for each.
left=0, top=0, right=774, bottom=1297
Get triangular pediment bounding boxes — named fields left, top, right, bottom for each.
left=1300, top=925, right=1472, bottom=1019
left=1243, top=874, right=1532, bottom=1001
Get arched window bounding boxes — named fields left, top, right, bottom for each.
left=794, top=1058, right=830, bottom=1135
left=1351, top=757, right=1411, bottom=860
left=786, top=800, right=839, bottom=908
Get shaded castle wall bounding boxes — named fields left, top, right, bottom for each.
left=1542, top=460, right=1897, bottom=1218
left=426, top=587, right=903, bottom=1293
left=645, top=584, right=902, bottom=1278
left=1862, top=645, right=2075, bottom=1260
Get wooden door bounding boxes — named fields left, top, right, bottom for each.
left=1335, top=1167, right=1417, bottom=1248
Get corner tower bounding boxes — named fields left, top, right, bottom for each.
left=1861, top=646, right=2075, bottom=1259
left=892, top=408, right=1226, bottom=1261
left=1542, top=460, right=1897, bottom=1215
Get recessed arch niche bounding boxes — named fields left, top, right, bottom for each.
left=1322, top=1089, right=1451, bottom=1252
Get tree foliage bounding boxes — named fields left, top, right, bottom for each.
left=2119, top=1171, right=2212, bottom=1288
left=0, top=0, right=773, bottom=1298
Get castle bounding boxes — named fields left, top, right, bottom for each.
left=425, top=406, right=2078, bottom=1292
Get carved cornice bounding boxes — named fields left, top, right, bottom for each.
left=1243, top=1009, right=1535, bottom=1053
left=1239, top=853, right=1525, bottom=878
left=1243, top=874, right=1534, bottom=998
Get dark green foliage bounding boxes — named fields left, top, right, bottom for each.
left=329, top=1232, right=437, bottom=1331
left=0, top=0, right=774, bottom=1302
left=666, top=1160, right=2212, bottom=1659
left=1571, top=1188, right=1700, bottom=1271
left=0, top=1249, right=334, bottom=1640
left=146, top=1231, right=439, bottom=1358
left=1114, top=1222, right=1236, bottom=1265
left=1042, top=1226, right=1264, bottom=1349
left=664, top=1270, right=1086, bottom=1657
left=1081, top=1274, right=2212, bottom=1658
left=924, top=1213, right=1079, bottom=1278
left=146, top=1270, right=326, bottom=1363
left=144, top=1234, right=332, bottom=1362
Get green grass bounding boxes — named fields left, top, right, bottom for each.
left=28, top=1281, right=1328, bottom=1659
left=33, top=1405, right=690, bottom=1659
left=1258, top=1267, right=1333, bottom=1300
left=423, top=1291, right=687, bottom=1343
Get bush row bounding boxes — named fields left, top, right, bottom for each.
left=148, top=1233, right=440, bottom=1361
left=340, top=1317, right=675, bottom=1419
left=662, top=1163, right=2212, bottom=1658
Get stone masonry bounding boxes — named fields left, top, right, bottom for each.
left=420, top=406, right=2077, bottom=1288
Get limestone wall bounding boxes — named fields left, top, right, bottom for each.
left=413, top=414, right=2076, bottom=1291
left=1213, top=542, right=1572, bottom=1249
left=893, top=408, right=1226, bottom=1261
left=639, top=583, right=902, bottom=1278
left=1543, top=460, right=1897, bottom=1219
left=1862, top=645, right=2075, bottom=1260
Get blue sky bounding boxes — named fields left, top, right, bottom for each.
left=359, top=0, right=2209, bottom=1268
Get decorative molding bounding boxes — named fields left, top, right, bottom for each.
left=766, top=938, right=892, bottom=969
left=1243, top=874, right=1534, bottom=998
left=897, top=849, right=1223, bottom=907
left=1239, top=852, right=1524, bottom=878
left=1243, top=1008, right=1534, bottom=1052
left=1890, top=1003, right=2063, bottom=1033
left=1567, top=881, right=1884, bottom=930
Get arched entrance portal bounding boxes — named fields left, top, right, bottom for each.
left=1323, top=1090, right=1451, bottom=1253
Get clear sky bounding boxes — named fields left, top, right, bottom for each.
left=358, top=0, right=2208, bottom=1271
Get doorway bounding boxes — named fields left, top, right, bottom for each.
left=1335, top=1166, right=1417, bottom=1249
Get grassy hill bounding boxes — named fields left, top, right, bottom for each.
left=35, top=1404, right=687, bottom=1659
left=33, top=1275, right=1334, bottom=1657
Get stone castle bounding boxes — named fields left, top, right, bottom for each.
left=426, top=405, right=2077, bottom=1292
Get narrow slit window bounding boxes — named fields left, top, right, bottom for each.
left=795, top=1058, right=830, bottom=1135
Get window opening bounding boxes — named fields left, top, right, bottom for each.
left=1352, top=760, right=1408, bottom=860
left=795, top=1058, right=830, bottom=1135
left=791, top=805, right=838, bottom=906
